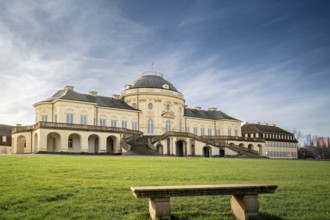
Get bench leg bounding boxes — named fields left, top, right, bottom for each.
left=149, top=197, right=171, bottom=220
left=230, top=194, right=259, bottom=220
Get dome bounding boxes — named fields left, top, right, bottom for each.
left=129, top=72, right=178, bottom=92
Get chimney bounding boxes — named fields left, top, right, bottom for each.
left=257, top=122, right=260, bottom=125
left=208, top=107, right=217, bottom=111
left=273, top=124, right=276, bottom=127
left=194, top=106, right=202, bottom=111
left=112, top=94, right=120, bottom=100
left=64, top=85, right=74, bottom=91
left=184, top=105, right=188, bottom=109
left=125, top=84, right=132, bottom=89
left=246, top=122, right=249, bottom=124
left=89, top=91, right=98, bottom=96
left=265, top=123, right=269, bottom=126
left=16, top=124, right=22, bottom=127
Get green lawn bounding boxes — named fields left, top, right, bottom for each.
left=0, top=156, right=329, bottom=220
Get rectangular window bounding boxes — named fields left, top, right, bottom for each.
left=80, top=115, right=87, bottom=125
left=193, top=127, right=198, bottom=135
left=234, top=129, right=238, bottom=136
left=66, top=113, right=74, bottom=124
left=132, top=122, right=138, bottom=130
left=122, top=121, right=127, bottom=128
left=186, top=127, right=190, bottom=133
left=2, top=136, right=7, bottom=142
left=200, top=128, right=205, bottom=136
left=208, top=129, right=212, bottom=136
left=41, top=115, right=48, bottom=122
left=100, top=119, right=106, bottom=126
left=216, top=129, right=221, bottom=136
left=228, top=129, right=232, bottom=136
left=68, top=138, right=73, bottom=148
left=111, top=120, right=117, bottom=127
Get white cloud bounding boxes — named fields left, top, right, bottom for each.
left=0, top=0, right=329, bottom=137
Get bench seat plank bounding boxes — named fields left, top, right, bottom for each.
left=131, top=184, right=277, bottom=198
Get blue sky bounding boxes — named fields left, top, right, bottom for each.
left=1, top=0, right=330, bottom=138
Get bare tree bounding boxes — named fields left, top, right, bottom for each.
left=291, top=128, right=305, bottom=147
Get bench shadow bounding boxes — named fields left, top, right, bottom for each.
left=253, top=212, right=287, bottom=220
left=149, top=213, right=286, bottom=220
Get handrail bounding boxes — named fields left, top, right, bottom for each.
left=12, top=121, right=143, bottom=135
left=151, top=131, right=259, bottom=156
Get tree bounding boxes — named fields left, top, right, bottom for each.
left=291, top=128, right=305, bottom=147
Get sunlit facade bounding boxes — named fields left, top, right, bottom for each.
left=12, top=72, right=282, bottom=157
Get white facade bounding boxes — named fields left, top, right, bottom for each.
left=12, top=72, right=270, bottom=157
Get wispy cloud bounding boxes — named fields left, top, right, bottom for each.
left=0, top=0, right=329, bottom=137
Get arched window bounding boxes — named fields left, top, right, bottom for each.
left=148, top=103, right=153, bottom=110
left=147, top=119, right=154, bottom=135
left=166, top=104, right=170, bottom=111
left=132, top=103, right=137, bottom=109
left=166, top=120, right=171, bottom=132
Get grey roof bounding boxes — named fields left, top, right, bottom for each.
left=130, top=75, right=178, bottom=92
left=0, top=124, right=14, bottom=134
left=184, top=108, right=240, bottom=121
left=40, top=89, right=138, bottom=111
left=242, top=124, right=292, bottom=135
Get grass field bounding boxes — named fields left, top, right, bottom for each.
left=0, top=155, right=329, bottom=220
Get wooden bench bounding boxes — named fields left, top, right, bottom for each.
left=131, top=184, right=277, bottom=220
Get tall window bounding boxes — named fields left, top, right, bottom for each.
left=80, top=115, right=87, bottom=125
left=186, top=127, right=190, bottom=133
left=166, top=104, right=170, bottom=111
left=100, top=119, right=106, bottom=126
left=166, top=120, right=171, bottom=132
left=122, top=121, right=127, bottom=128
left=2, top=136, right=7, bottom=142
left=132, top=122, right=138, bottom=130
left=193, top=127, right=198, bottom=135
left=179, top=122, right=183, bottom=132
left=41, top=115, right=48, bottom=122
left=111, top=120, right=117, bottom=127
left=66, top=113, right=74, bottom=124
left=200, top=128, right=205, bottom=136
left=148, top=103, right=153, bottom=110
left=228, top=129, right=232, bottom=136
left=208, top=128, right=212, bottom=136
left=147, top=119, right=154, bottom=135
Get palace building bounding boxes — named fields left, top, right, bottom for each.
left=11, top=72, right=297, bottom=158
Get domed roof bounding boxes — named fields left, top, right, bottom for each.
left=130, top=72, right=178, bottom=92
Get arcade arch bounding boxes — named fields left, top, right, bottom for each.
left=47, top=132, right=61, bottom=152
left=88, top=134, right=99, bottom=153
left=106, top=136, right=117, bottom=154
left=156, top=143, right=163, bottom=154
left=68, top=133, right=81, bottom=153
left=203, top=146, right=212, bottom=157
left=16, top=135, right=26, bottom=154
left=176, top=140, right=186, bottom=157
